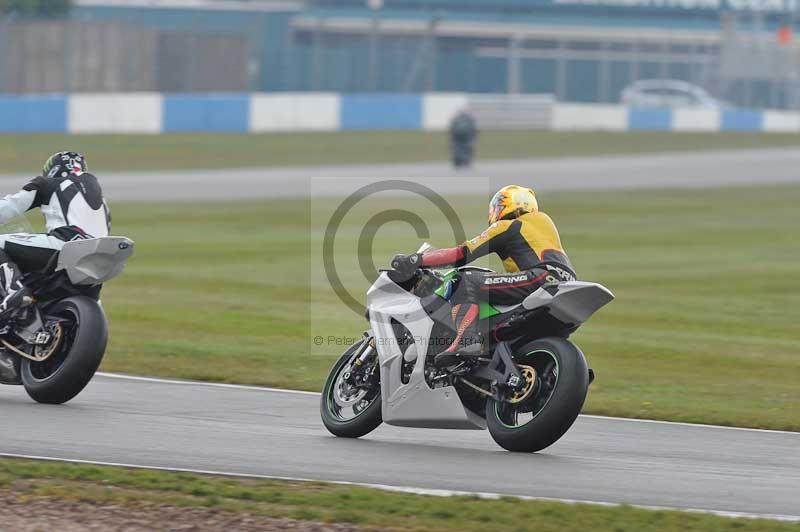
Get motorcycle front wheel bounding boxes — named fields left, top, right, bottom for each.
left=486, top=337, right=589, bottom=453
left=320, top=338, right=382, bottom=438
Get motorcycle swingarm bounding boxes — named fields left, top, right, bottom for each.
left=469, top=342, right=524, bottom=397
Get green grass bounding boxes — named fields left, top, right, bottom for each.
left=3, top=130, right=800, bottom=172
left=0, top=458, right=795, bottom=531
left=87, top=184, right=800, bottom=430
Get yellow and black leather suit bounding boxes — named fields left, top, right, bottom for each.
left=420, top=210, right=576, bottom=307
left=462, top=211, right=573, bottom=273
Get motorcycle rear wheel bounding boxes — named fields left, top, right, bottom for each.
left=486, top=337, right=589, bottom=453
left=21, top=296, right=108, bottom=405
left=320, top=339, right=382, bottom=438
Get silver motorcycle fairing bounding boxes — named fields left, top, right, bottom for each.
left=453, top=281, right=614, bottom=326
left=522, top=281, right=615, bottom=325
left=56, top=236, right=134, bottom=286
left=367, top=272, right=486, bottom=429
left=365, top=271, right=614, bottom=430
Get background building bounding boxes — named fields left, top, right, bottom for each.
left=1, top=0, right=799, bottom=109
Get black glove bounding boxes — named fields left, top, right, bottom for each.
left=391, top=253, right=422, bottom=279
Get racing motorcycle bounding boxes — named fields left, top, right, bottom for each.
left=321, top=244, right=613, bottom=452
left=451, top=138, right=474, bottom=168
left=0, top=231, right=134, bottom=404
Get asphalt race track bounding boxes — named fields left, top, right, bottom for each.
left=1, top=374, right=798, bottom=521
left=2, top=148, right=800, bottom=201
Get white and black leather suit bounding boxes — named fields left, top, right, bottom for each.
left=0, top=171, right=110, bottom=301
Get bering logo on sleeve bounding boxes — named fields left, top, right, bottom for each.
left=485, top=274, right=528, bottom=285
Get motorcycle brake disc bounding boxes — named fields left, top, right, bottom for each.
left=507, top=364, right=538, bottom=404
left=33, top=322, right=64, bottom=361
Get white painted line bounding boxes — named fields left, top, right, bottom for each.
left=578, top=414, right=799, bottom=436
left=1, top=452, right=798, bottom=523
left=96, top=372, right=799, bottom=435
left=95, top=372, right=320, bottom=396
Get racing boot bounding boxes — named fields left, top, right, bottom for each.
left=0, top=285, right=33, bottom=317
left=0, top=262, right=33, bottom=318
left=434, top=303, right=484, bottom=367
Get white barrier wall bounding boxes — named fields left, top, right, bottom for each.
left=249, top=93, right=339, bottom=132
left=32, top=92, right=800, bottom=134
left=551, top=103, right=627, bottom=131
left=672, top=108, right=720, bottom=132
left=68, top=93, right=162, bottom=133
left=422, top=93, right=469, bottom=130
left=762, top=110, right=800, bottom=132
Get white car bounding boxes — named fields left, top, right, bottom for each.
left=621, top=79, right=722, bottom=108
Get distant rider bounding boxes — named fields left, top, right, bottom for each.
left=0, top=152, right=110, bottom=316
left=449, top=109, right=478, bottom=168
left=391, top=185, right=575, bottom=366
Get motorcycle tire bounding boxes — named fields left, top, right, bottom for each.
left=320, top=340, right=383, bottom=438
left=486, top=337, right=589, bottom=453
left=22, top=296, right=108, bottom=405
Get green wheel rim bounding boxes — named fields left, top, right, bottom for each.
left=494, top=349, right=559, bottom=429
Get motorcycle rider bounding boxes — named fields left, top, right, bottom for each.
left=0, top=152, right=110, bottom=317
left=391, top=184, right=576, bottom=367
left=449, top=108, right=478, bottom=168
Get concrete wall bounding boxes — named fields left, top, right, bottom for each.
left=551, top=104, right=627, bottom=131
left=340, top=94, right=422, bottom=130
left=671, top=108, right=720, bottom=132
left=162, top=94, right=250, bottom=132
left=2, top=93, right=800, bottom=133
left=68, top=93, right=162, bottom=133
left=249, top=93, right=339, bottom=132
left=422, top=93, right=469, bottom=130
left=0, top=95, right=67, bottom=133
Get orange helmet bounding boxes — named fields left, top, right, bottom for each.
left=488, top=185, right=538, bottom=225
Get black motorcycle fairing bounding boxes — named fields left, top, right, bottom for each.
left=484, top=307, right=578, bottom=344
left=419, top=293, right=457, bottom=334
left=22, top=268, right=101, bottom=304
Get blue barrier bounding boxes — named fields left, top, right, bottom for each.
left=340, top=94, right=422, bottom=130
left=0, top=93, right=796, bottom=134
left=0, top=95, right=66, bottom=133
left=721, top=110, right=762, bottom=131
left=163, top=94, right=250, bottom=132
left=628, top=108, right=671, bottom=130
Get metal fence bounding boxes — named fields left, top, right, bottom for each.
left=290, top=11, right=800, bottom=109
left=467, top=94, right=554, bottom=129
left=0, top=16, right=250, bottom=93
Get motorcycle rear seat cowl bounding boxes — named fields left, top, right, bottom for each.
left=522, top=281, right=615, bottom=326
left=56, top=236, right=135, bottom=286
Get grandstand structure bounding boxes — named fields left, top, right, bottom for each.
left=1, top=0, right=798, bottom=109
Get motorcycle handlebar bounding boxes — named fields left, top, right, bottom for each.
left=377, top=267, right=434, bottom=274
